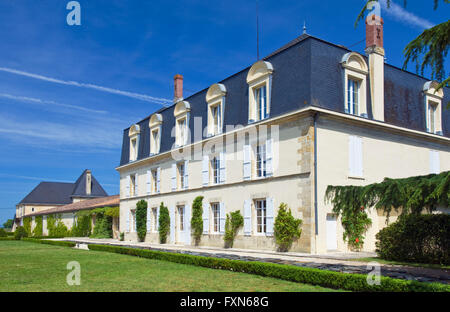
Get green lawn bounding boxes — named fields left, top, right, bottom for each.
left=353, top=257, right=450, bottom=270
left=0, top=241, right=340, bottom=292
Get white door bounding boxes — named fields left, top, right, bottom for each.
left=326, top=214, right=337, bottom=251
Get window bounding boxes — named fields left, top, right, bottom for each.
left=128, top=124, right=140, bottom=162
left=174, top=101, right=190, bottom=147
left=255, top=85, right=268, bottom=121
left=347, top=78, right=360, bottom=116
left=256, top=144, right=267, bottom=178
left=211, top=156, right=220, bottom=184
left=131, top=210, right=136, bottom=232
left=255, top=199, right=267, bottom=234
left=206, top=83, right=226, bottom=136
left=341, top=52, right=368, bottom=117
left=130, top=174, right=137, bottom=197
left=211, top=203, right=220, bottom=233
left=151, top=169, right=158, bottom=193
left=247, top=61, right=273, bottom=123
left=178, top=162, right=186, bottom=189
left=424, top=81, right=444, bottom=135
left=152, top=208, right=158, bottom=231
left=178, top=206, right=185, bottom=231
left=149, top=113, right=162, bottom=154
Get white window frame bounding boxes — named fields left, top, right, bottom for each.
left=424, top=81, right=444, bottom=135
left=247, top=61, right=273, bottom=123
left=211, top=202, right=220, bottom=234
left=341, top=52, right=368, bottom=118
left=149, top=113, right=163, bottom=155
left=151, top=207, right=158, bottom=232
left=255, top=199, right=267, bottom=234
left=128, top=124, right=140, bottom=162
left=211, top=156, right=220, bottom=185
left=174, top=101, right=190, bottom=147
left=206, top=83, right=226, bottom=137
left=256, top=143, right=267, bottom=178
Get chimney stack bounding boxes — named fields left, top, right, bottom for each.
left=86, top=170, right=92, bottom=195
left=174, top=74, right=183, bottom=103
left=365, top=14, right=385, bottom=122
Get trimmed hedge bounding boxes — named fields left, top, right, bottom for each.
left=22, top=238, right=76, bottom=248
left=376, top=214, right=450, bottom=265
left=0, top=237, right=15, bottom=241
left=87, top=244, right=450, bottom=292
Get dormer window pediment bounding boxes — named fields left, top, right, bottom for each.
left=247, top=61, right=273, bottom=123
left=174, top=101, right=190, bottom=146
left=423, top=81, right=444, bottom=135
left=341, top=52, right=368, bottom=118
left=206, top=84, right=227, bottom=136
left=128, top=124, right=141, bottom=162
left=149, top=114, right=163, bottom=155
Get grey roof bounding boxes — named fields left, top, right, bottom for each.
left=119, top=34, right=450, bottom=166
left=18, top=170, right=108, bottom=205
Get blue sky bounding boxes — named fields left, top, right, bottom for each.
left=0, top=0, right=448, bottom=225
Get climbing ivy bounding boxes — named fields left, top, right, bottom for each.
left=71, top=214, right=92, bottom=237
left=32, top=216, right=43, bottom=237
left=158, top=202, right=170, bottom=244
left=325, top=171, right=450, bottom=250
left=136, top=200, right=147, bottom=242
left=224, top=210, right=244, bottom=248
left=191, top=196, right=204, bottom=245
left=46, top=214, right=70, bottom=237
left=23, top=217, right=32, bottom=236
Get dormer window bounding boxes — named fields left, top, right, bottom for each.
left=128, top=124, right=140, bottom=162
left=206, top=83, right=226, bottom=136
left=341, top=52, right=368, bottom=118
left=174, top=101, right=190, bottom=147
left=149, top=114, right=162, bottom=155
left=423, top=81, right=444, bottom=135
left=247, top=61, right=273, bottom=123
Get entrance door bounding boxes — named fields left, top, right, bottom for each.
left=326, top=214, right=337, bottom=251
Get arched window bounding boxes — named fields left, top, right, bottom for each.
left=128, top=124, right=140, bottom=162
left=341, top=52, right=368, bottom=117
left=206, top=83, right=227, bottom=136
left=174, top=101, right=190, bottom=146
left=423, top=81, right=444, bottom=135
left=247, top=61, right=274, bottom=123
left=149, top=114, right=163, bottom=155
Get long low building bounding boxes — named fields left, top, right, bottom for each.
left=25, top=195, right=120, bottom=238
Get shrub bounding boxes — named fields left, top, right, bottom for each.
left=158, top=202, right=170, bottom=244
left=0, top=228, right=7, bottom=237
left=191, top=196, right=204, bottom=245
left=23, top=217, right=32, bottom=236
left=87, top=244, right=450, bottom=292
left=376, top=214, right=450, bottom=265
left=224, top=210, right=244, bottom=248
left=71, top=215, right=92, bottom=237
left=120, top=232, right=125, bottom=241
left=136, top=200, right=148, bottom=242
left=274, top=203, right=303, bottom=252
left=22, top=238, right=76, bottom=248
left=91, top=213, right=112, bottom=238
left=14, top=226, right=28, bottom=240
left=32, top=216, right=43, bottom=237
left=47, top=214, right=70, bottom=237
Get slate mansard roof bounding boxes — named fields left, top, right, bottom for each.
left=18, top=170, right=108, bottom=205
left=119, top=34, right=450, bottom=166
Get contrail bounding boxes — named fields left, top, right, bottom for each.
left=380, top=1, right=435, bottom=30
left=0, top=67, right=172, bottom=106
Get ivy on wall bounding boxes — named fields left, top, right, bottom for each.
left=32, top=216, right=43, bottom=237
left=158, top=202, right=170, bottom=244
left=224, top=210, right=244, bottom=248
left=23, top=217, right=32, bottom=236
left=191, top=196, right=203, bottom=246
left=136, top=200, right=147, bottom=242
left=46, top=214, right=70, bottom=237
left=71, top=214, right=92, bottom=237
left=325, top=171, right=450, bottom=250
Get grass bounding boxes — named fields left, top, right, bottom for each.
left=353, top=257, right=450, bottom=270
left=0, top=241, right=341, bottom=292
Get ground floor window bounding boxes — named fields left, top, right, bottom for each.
left=255, top=199, right=267, bottom=233
left=178, top=206, right=184, bottom=231
left=211, top=203, right=220, bottom=233
left=131, top=210, right=136, bottom=232
left=152, top=208, right=158, bottom=231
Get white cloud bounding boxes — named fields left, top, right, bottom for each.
left=0, top=67, right=172, bottom=106
left=380, top=0, right=435, bottom=30
left=0, top=92, right=107, bottom=115
left=0, top=173, right=73, bottom=183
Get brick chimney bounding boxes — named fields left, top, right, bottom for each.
left=365, top=14, right=385, bottom=121
left=174, top=74, right=183, bottom=103
left=86, top=170, right=92, bottom=195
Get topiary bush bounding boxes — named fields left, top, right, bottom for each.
left=14, top=226, right=28, bottom=240
left=224, top=210, right=244, bottom=248
left=158, top=202, right=170, bottom=244
left=274, top=203, right=303, bottom=252
left=136, top=200, right=148, bottom=242
left=376, top=214, right=450, bottom=265
left=191, top=196, right=204, bottom=245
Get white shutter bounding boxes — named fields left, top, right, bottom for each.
left=202, top=201, right=209, bottom=234
left=156, top=167, right=161, bottom=193
left=157, top=206, right=160, bottom=230
left=170, top=206, right=175, bottom=243
left=202, top=155, right=209, bottom=186
left=244, top=200, right=252, bottom=236
left=430, top=150, right=440, bottom=174
left=134, top=173, right=139, bottom=196
left=171, top=163, right=177, bottom=191
left=219, top=202, right=226, bottom=234
left=146, top=170, right=151, bottom=194
left=243, top=145, right=251, bottom=180
left=266, top=138, right=273, bottom=177
left=184, top=160, right=189, bottom=189
left=185, top=204, right=191, bottom=245
left=349, top=136, right=363, bottom=177
left=266, top=197, right=274, bottom=236
left=125, top=175, right=130, bottom=198
left=126, top=209, right=130, bottom=232
left=219, top=151, right=226, bottom=184
left=146, top=207, right=151, bottom=232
